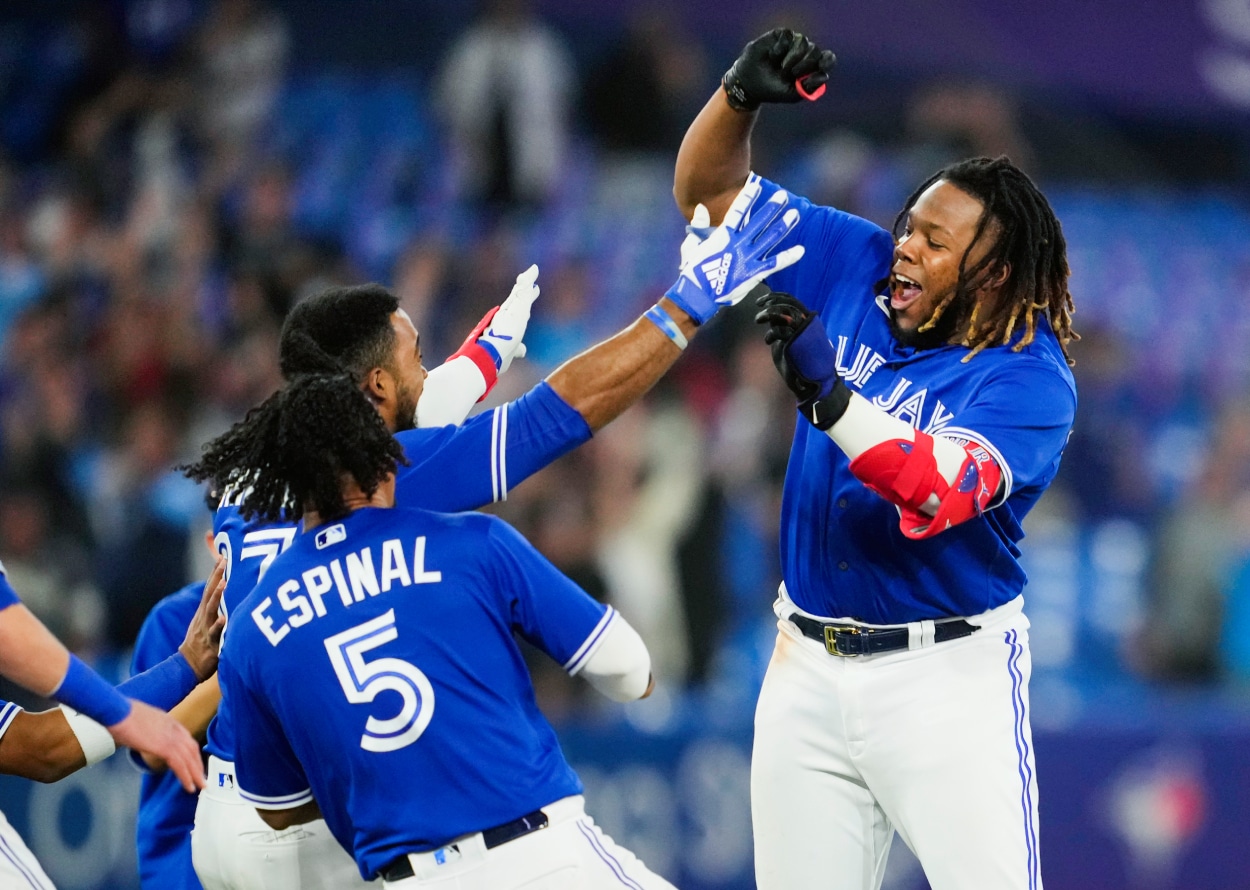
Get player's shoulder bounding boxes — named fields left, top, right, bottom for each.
left=994, top=324, right=1077, bottom=394
left=134, top=581, right=205, bottom=659
left=377, top=505, right=500, bottom=542
left=757, top=175, right=892, bottom=249
left=147, top=582, right=204, bottom=630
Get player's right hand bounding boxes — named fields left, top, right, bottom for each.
left=722, top=28, right=836, bottom=111
left=480, top=264, right=540, bottom=375
left=179, top=556, right=227, bottom=681
left=108, top=700, right=205, bottom=793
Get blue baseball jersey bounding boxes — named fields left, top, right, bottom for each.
left=219, top=506, right=614, bottom=879
left=130, top=583, right=206, bottom=890
left=0, top=560, right=21, bottom=611
left=762, top=178, right=1077, bottom=623
left=205, top=382, right=590, bottom=764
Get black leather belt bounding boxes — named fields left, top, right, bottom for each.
left=789, top=612, right=978, bottom=656
left=379, top=809, right=549, bottom=882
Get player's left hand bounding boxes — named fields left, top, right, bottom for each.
left=108, top=701, right=206, bottom=793
left=179, top=556, right=227, bottom=681
left=478, top=264, right=540, bottom=375
left=666, top=177, right=805, bottom=325
left=755, top=288, right=850, bottom=428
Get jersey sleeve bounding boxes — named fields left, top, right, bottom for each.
left=482, top=516, right=612, bottom=673
left=218, top=651, right=313, bottom=810
left=756, top=176, right=895, bottom=317
left=0, top=701, right=22, bottom=741
left=0, top=560, right=20, bottom=610
left=936, top=360, right=1077, bottom=506
left=395, top=381, right=591, bottom=511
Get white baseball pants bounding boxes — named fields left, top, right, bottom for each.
left=382, top=795, right=676, bottom=890
left=751, top=593, right=1043, bottom=890
left=191, top=756, right=366, bottom=890
left=0, top=810, right=55, bottom=889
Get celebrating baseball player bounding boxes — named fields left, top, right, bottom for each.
left=189, top=361, right=682, bottom=888
left=181, top=179, right=801, bottom=889
left=674, top=29, right=1078, bottom=890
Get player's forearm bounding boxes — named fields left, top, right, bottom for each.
left=0, top=711, right=87, bottom=783
left=416, top=358, right=487, bottom=428
left=546, top=298, right=696, bottom=433
left=140, top=674, right=220, bottom=770
left=674, top=89, right=756, bottom=224
left=576, top=614, right=652, bottom=702
left=0, top=604, right=73, bottom=696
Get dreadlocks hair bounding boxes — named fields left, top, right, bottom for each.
left=279, top=284, right=400, bottom=383
left=892, top=156, right=1077, bottom=365
left=183, top=335, right=408, bottom=524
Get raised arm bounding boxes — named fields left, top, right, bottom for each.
left=674, top=90, right=756, bottom=224
left=550, top=182, right=804, bottom=431
left=674, top=29, right=835, bottom=224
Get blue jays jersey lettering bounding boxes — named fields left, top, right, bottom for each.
left=130, top=584, right=206, bottom=890
left=762, top=178, right=1077, bottom=623
left=205, top=382, right=590, bottom=762
left=219, top=507, right=615, bottom=879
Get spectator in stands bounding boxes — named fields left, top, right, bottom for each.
left=193, top=0, right=290, bottom=187
left=583, top=8, right=708, bottom=157
left=435, top=0, right=575, bottom=212
left=1135, top=399, right=1250, bottom=682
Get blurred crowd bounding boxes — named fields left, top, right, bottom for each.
left=2, top=0, right=1250, bottom=714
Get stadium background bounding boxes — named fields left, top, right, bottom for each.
left=1, top=0, right=1249, bottom=887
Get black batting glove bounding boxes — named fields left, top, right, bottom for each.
left=755, top=287, right=851, bottom=430
left=722, top=28, right=837, bottom=112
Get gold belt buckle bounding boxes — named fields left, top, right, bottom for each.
left=823, top=624, right=860, bottom=656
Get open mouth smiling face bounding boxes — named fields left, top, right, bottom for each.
left=889, top=180, right=995, bottom=337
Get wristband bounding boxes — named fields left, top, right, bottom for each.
left=722, top=69, right=759, bottom=112
left=53, top=655, right=132, bottom=727
left=644, top=304, right=689, bottom=351
left=801, top=381, right=852, bottom=431
left=117, top=652, right=199, bottom=712
left=59, top=706, right=117, bottom=765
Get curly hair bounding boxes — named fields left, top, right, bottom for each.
left=279, top=284, right=399, bottom=383
left=893, top=156, right=1077, bottom=365
left=182, top=343, right=408, bottom=524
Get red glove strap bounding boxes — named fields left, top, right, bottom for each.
left=448, top=306, right=500, bottom=401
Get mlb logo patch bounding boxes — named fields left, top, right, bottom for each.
left=315, top=524, right=347, bottom=549
left=433, top=844, right=461, bottom=865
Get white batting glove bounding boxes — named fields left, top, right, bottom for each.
left=479, top=264, right=540, bottom=375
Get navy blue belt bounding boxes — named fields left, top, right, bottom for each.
left=380, top=809, right=549, bottom=881
left=789, top=612, right=978, bottom=656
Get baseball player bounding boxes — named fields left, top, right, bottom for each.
left=0, top=559, right=221, bottom=887
left=184, top=183, right=801, bottom=890
left=674, top=29, right=1078, bottom=890
left=199, top=364, right=676, bottom=889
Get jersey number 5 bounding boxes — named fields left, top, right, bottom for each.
left=325, top=610, right=435, bottom=753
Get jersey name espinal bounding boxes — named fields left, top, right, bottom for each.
left=251, top=535, right=441, bottom=646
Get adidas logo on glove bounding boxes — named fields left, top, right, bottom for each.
left=701, top=254, right=733, bottom=296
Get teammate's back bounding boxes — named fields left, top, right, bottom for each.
left=220, top=505, right=616, bottom=879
